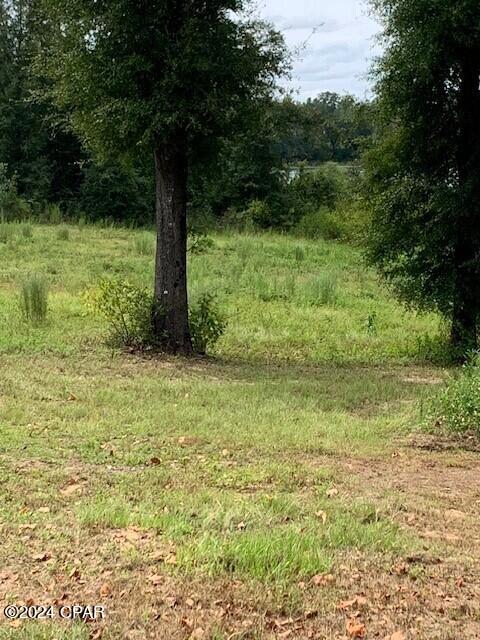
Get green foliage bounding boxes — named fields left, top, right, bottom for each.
left=294, top=208, right=343, bottom=241
left=189, top=294, right=226, bottom=355
left=41, top=0, right=289, bottom=160
left=291, top=163, right=347, bottom=214
left=84, top=279, right=153, bottom=349
left=427, top=359, right=480, bottom=437
left=19, top=274, right=49, bottom=325
left=188, top=233, right=215, bottom=256
left=274, top=93, right=375, bottom=164
left=57, top=226, right=69, bottom=241
left=80, top=161, right=154, bottom=226
left=366, top=0, right=480, bottom=355
left=43, top=203, right=62, bottom=225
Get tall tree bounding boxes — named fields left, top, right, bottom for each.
left=0, top=0, right=84, bottom=203
left=41, top=0, right=288, bottom=354
left=366, top=0, right=480, bottom=358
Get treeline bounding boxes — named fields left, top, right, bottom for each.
left=0, top=0, right=373, bottom=231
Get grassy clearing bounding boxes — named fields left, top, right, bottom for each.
left=1, top=224, right=476, bottom=639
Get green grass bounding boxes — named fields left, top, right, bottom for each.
left=0, top=223, right=444, bottom=636
left=0, top=224, right=440, bottom=362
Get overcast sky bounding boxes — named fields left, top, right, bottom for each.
left=257, top=0, right=382, bottom=101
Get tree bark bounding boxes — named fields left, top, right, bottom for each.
left=450, top=57, right=480, bottom=358
left=153, top=136, right=192, bottom=355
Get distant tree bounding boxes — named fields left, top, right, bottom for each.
left=366, top=0, right=480, bottom=358
left=42, top=0, right=288, bottom=354
left=273, top=93, right=374, bottom=164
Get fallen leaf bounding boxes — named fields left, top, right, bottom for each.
left=165, top=596, right=177, bottom=608
left=312, top=574, right=334, bottom=587
left=346, top=618, right=366, bottom=639
left=32, top=552, right=50, bottom=562
left=390, top=633, right=406, bottom=640
left=315, top=510, right=327, bottom=524
left=38, top=507, right=50, bottom=513
left=150, top=457, right=161, bottom=465
left=149, top=575, right=163, bottom=586
left=99, top=583, right=112, bottom=598
left=326, top=488, right=339, bottom=498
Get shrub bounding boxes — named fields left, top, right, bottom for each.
left=189, top=294, right=226, bottom=354
left=86, top=280, right=226, bottom=354
left=45, top=203, right=62, bottom=225
left=188, top=233, right=215, bottom=255
left=84, top=279, right=153, bottom=348
left=80, top=161, right=154, bottom=226
left=427, top=360, right=480, bottom=437
left=20, top=275, right=49, bottom=325
left=295, top=208, right=343, bottom=240
left=57, top=226, right=70, bottom=241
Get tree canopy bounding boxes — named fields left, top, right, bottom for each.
left=366, top=0, right=480, bottom=357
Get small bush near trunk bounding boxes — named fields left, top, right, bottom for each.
left=84, top=278, right=153, bottom=348
left=86, top=279, right=226, bottom=354
left=189, top=294, right=226, bottom=354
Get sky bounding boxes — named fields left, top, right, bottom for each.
left=257, top=0, right=382, bottom=101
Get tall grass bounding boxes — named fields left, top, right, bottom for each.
left=133, top=233, right=154, bottom=256
left=57, top=226, right=70, bottom=241
left=19, top=274, right=49, bottom=325
left=0, top=220, right=14, bottom=244
left=21, top=223, right=33, bottom=239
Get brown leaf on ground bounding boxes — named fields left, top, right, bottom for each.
left=99, top=583, right=112, bottom=598
left=347, top=618, right=366, bottom=638
left=312, top=574, right=335, bottom=587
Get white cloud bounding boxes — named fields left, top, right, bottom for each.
left=256, top=0, right=382, bottom=100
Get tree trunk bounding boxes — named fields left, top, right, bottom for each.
left=153, top=136, right=192, bottom=355
left=450, top=57, right=480, bottom=359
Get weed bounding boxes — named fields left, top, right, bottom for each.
left=21, top=223, right=33, bottom=239
left=57, top=226, right=70, bottom=241
left=190, top=293, right=227, bottom=354
left=19, top=274, right=49, bottom=325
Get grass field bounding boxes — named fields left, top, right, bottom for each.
left=0, top=223, right=479, bottom=639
